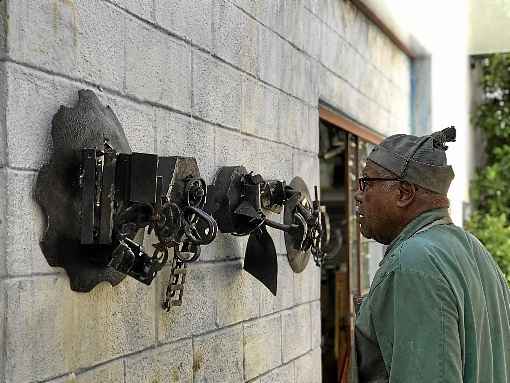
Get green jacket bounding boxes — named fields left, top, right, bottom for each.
left=355, top=208, right=510, bottom=383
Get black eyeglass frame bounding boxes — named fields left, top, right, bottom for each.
left=358, top=176, right=401, bottom=192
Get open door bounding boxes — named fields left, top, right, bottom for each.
left=319, top=106, right=385, bottom=383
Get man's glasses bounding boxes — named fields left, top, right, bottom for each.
left=358, top=176, right=400, bottom=192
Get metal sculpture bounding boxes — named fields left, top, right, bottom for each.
left=206, top=166, right=329, bottom=295
left=35, top=90, right=217, bottom=309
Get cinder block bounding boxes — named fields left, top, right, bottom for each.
left=157, top=263, right=217, bottom=344
left=241, top=75, right=279, bottom=140
left=290, top=49, right=310, bottom=101
left=193, top=51, right=242, bottom=129
left=311, top=348, right=322, bottom=381
left=4, top=275, right=155, bottom=383
left=277, top=93, right=291, bottom=145
left=348, top=60, right=365, bottom=98
left=214, top=127, right=260, bottom=169
left=257, top=25, right=283, bottom=89
left=193, top=325, right=244, bottom=382
left=213, top=0, right=258, bottom=75
left=293, top=151, right=319, bottom=193
left=319, top=23, right=342, bottom=75
left=359, top=64, right=377, bottom=104
left=155, top=108, right=216, bottom=181
left=293, top=258, right=314, bottom=305
left=155, top=0, right=212, bottom=51
left=244, top=314, right=282, bottom=380
left=125, top=339, right=193, bottom=383
left=200, top=233, right=248, bottom=262
left=48, top=360, right=124, bottom=383
left=319, top=67, right=364, bottom=123
left=367, top=23, right=384, bottom=69
left=373, top=76, right=392, bottom=113
left=294, top=350, right=320, bottom=383
left=259, top=362, right=294, bottom=383
left=0, top=63, right=6, bottom=168
left=280, top=41, right=294, bottom=96
left=0, top=281, right=4, bottom=382
left=377, top=106, right=392, bottom=136
left=8, top=0, right=125, bottom=91
left=230, top=0, right=257, bottom=15
left=0, top=168, right=6, bottom=278
left=0, top=0, right=6, bottom=59
left=260, top=255, right=294, bottom=315
left=258, top=141, right=293, bottom=182
left=304, top=11, right=321, bottom=61
left=5, top=169, right=54, bottom=276
left=293, top=104, right=310, bottom=152
left=258, top=85, right=280, bottom=141
left=5, top=63, right=84, bottom=169
left=105, top=96, right=156, bottom=153
left=241, top=75, right=261, bottom=137
left=74, top=0, right=125, bottom=91
left=216, top=261, right=260, bottom=326
left=311, top=264, right=321, bottom=301
left=310, top=301, right=321, bottom=349
left=379, top=38, right=394, bottom=85
left=319, top=0, right=345, bottom=34
left=255, top=0, right=285, bottom=33
left=77, top=361, right=124, bottom=383
left=280, top=0, right=304, bottom=50
left=282, top=305, right=311, bottom=362
left=8, top=0, right=77, bottom=78
left=110, top=0, right=153, bottom=20
left=304, top=0, right=320, bottom=15
left=308, top=106, right=320, bottom=153
left=344, top=4, right=368, bottom=58
left=283, top=98, right=307, bottom=150
left=126, top=17, right=191, bottom=112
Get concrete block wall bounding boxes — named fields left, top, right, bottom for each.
left=0, top=0, right=410, bottom=382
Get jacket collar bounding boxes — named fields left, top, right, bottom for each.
left=383, top=208, right=451, bottom=259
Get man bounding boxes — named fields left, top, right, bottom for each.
left=354, top=127, right=510, bottom=383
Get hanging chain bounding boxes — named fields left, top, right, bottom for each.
left=162, top=255, right=187, bottom=310
left=162, top=176, right=217, bottom=310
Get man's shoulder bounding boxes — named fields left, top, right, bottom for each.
left=391, top=224, right=470, bottom=277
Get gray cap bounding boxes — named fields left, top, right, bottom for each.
left=367, top=127, right=456, bottom=195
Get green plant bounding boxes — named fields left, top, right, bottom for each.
left=468, top=53, right=510, bottom=283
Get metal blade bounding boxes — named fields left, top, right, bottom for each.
left=284, top=177, right=311, bottom=273
left=244, top=226, right=278, bottom=295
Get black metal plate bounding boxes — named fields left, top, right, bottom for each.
left=244, top=227, right=278, bottom=295
left=284, top=177, right=311, bottom=273
left=35, top=89, right=132, bottom=292
left=206, top=166, right=262, bottom=235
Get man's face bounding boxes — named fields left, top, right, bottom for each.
left=354, top=162, right=399, bottom=245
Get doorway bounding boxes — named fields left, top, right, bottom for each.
left=318, top=111, right=386, bottom=383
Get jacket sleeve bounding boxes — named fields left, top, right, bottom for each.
left=369, top=267, right=463, bottom=383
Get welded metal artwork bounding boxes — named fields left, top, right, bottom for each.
left=35, top=90, right=217, bottom=307
left=206, top=166, right=329, bottom=295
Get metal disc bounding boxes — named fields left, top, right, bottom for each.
left=284, top=177, right=311, bottom=273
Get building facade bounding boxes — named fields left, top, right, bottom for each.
left=0, top=1, right=422, bottom=382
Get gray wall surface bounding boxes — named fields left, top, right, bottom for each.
left=0, top=0, right=410, bottom=382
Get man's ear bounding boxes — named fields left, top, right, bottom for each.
left=396, top=181, right=416, bottom=207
